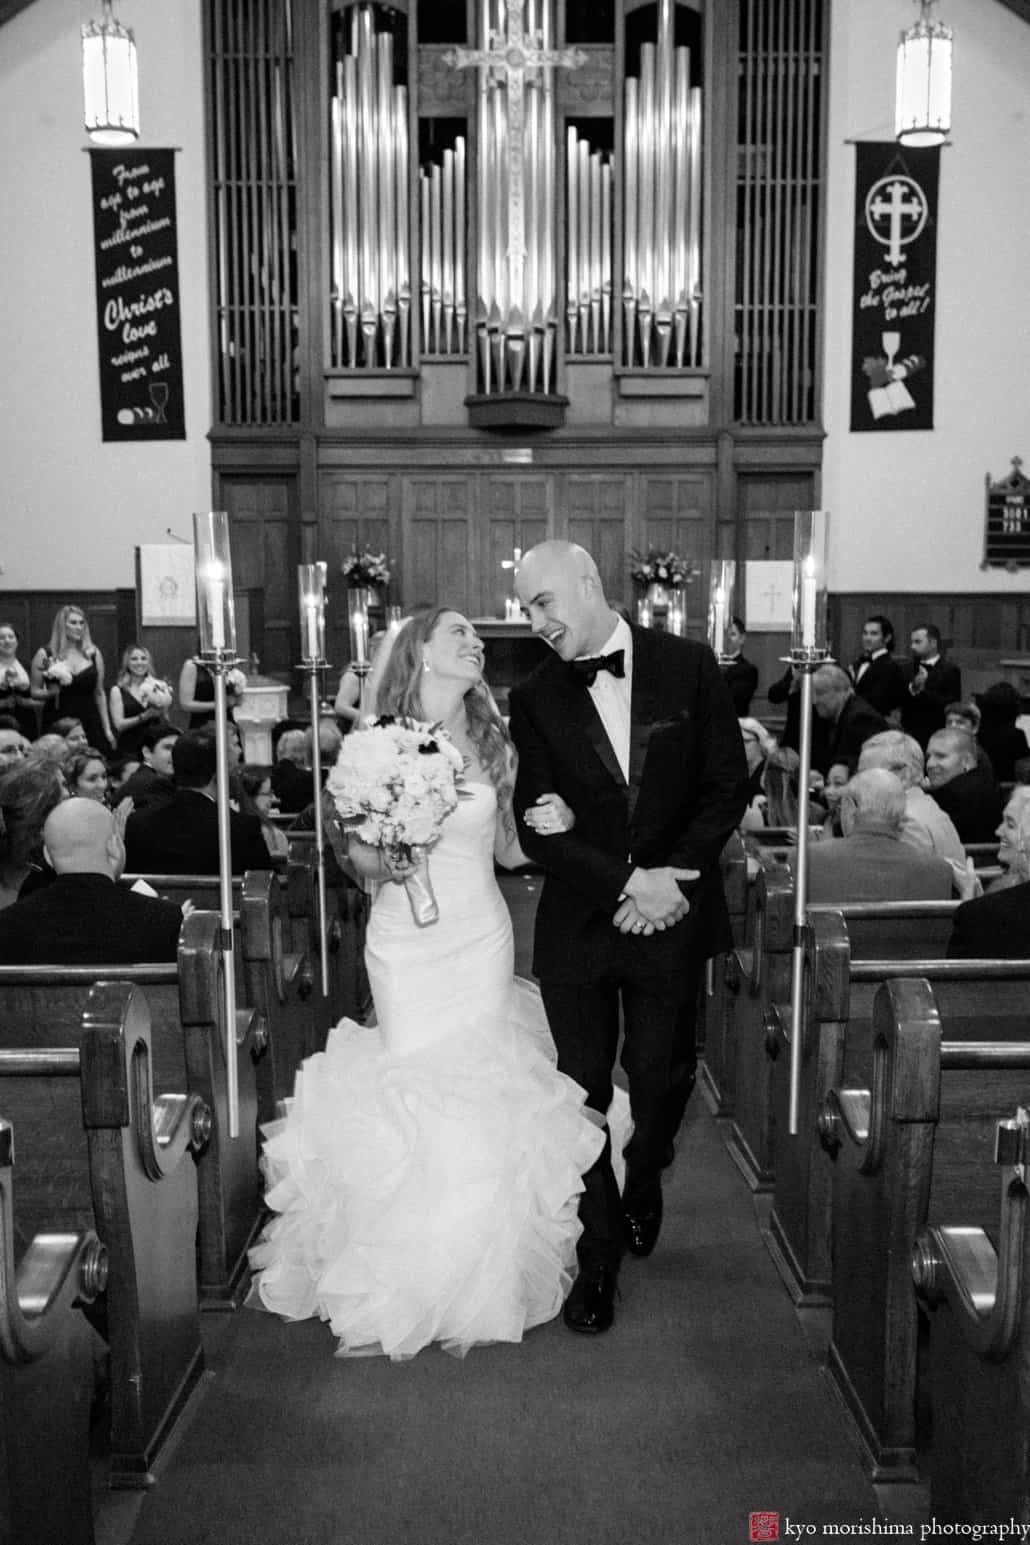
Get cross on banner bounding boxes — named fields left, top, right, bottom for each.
left=867, top=178, right=925, bottom=266
left=445, top=2, right=585, bottom=301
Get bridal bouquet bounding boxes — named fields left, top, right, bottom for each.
left=137, top=675, right=174, bottom=710
left=325, top=714, right=465, bottom=926
left=42, top=655, right=73, bottom=687
left=225, top=667, right=247, bottom=697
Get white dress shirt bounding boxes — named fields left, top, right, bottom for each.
left=579, top=615, right=633, bottom=783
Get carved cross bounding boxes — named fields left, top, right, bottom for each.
left=445, top=3, right=585, bottom=300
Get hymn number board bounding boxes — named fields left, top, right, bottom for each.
left=983, top=457, right=1030, bottom=570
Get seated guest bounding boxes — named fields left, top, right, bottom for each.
left=944, top=699, right=993, bottom=777
left=799, top=768, right=954, bottom=903
left=64, top=746, right=110, bottom=804
left=124, top=729, right=270, bottom=875
left=116, top=720, right=180, bottom=811
left=901, top=623, right=961, bottom=749
left=0, top=761, right=66, bottom=909
left=818, top=759, right=853, bottom=838
left=811, top=664, right=888, bottom=775
left=975, top=681, right=1028, bottom=784
left=306, top=718, right=343, bottom=780
left=24, top=732, right=72, bottom=771
left=737, top=717, right=778, bottom=829
left=51, top=716, right=90, bottom=751
left=948, top=786, right=1030, bottom=957
left=924, top=727, right=1004, bottom=843
left=236, top=763, right=290, bottom=859
left=849, top=614, right=906, bottom=718
left=270, top=727, right=314, bottom=813
left=720, top=617, right=759, bottom=716
left=857, top=729, right=965, bottom=867
left=0, top=798, right=183, bottom=964
left=106, top=753, right=141, bottom=796
left=0, top=717, right=29, bottom=770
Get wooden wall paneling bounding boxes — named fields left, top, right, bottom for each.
left=563, top=473, right=635, bottom=605
left=321, top=473, right=396, bottom=659
left=220, top=479, right=298, bottom=673
left=479, top=475, right=553, bottom=620
left=401, top=476, right=473, bottom=617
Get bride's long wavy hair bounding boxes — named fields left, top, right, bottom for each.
left=372, top=606, right=514, bottom=801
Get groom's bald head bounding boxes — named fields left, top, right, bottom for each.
left=515, top=541, right=617, bottom=661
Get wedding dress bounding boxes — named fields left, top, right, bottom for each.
left=248, top=781, right=625, bottom=1360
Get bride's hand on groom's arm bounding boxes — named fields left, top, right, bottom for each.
left=521, top=792, right=575, bottom=837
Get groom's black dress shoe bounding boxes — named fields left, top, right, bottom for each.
left=563, top=1265, right=618, bottom=1334
left=623, top=1188, right=663, bottom=1257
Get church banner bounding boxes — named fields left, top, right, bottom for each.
left=850, top=142, right=940, bottom=433
left=89, top=147, right=186, bottom=441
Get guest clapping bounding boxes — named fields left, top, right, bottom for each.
left=30, top=604, right=114, bottom=750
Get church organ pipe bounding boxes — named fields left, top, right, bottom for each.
left=329, top=5, right=410, bottom=369
left=566, top=127, right=612, bottom=357
left=418, top=136, right=467, bottom=357
left=622, top=0, right=703, bottom=370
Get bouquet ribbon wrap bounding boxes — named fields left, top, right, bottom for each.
left=401, top=848, right=438, bottom=927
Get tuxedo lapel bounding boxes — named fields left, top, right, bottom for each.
left=551, top=667, right=627, bottom=790
left=626, top=626, right=660, bottom=827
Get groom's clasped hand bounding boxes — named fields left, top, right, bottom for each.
left=613, top=864, right=701, bottom=936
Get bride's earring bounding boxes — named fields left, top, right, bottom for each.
left=422, top=657, right=431, bottom=674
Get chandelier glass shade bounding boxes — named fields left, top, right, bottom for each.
left=82, top=0, right=139, bottom=146
left=895, top=0, right=952, bottom=147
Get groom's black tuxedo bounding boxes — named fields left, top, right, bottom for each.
left=509, top=624, right=749, bottom=983
left=509, top=624, right=748, bottom=1269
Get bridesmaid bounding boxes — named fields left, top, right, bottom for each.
left=178, top=639, right=246, bottom=730
left=30, top=604, right=114, bottom=751
left=110, top=644, right=169, bottom=758
left=0, top=622, right=37, bottom=741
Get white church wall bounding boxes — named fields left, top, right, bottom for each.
left=822, top=0, right=1030, bottom=593
left=0, top=0, right=211, bottom=589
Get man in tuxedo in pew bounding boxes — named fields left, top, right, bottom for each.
left=811, top=664, right=888, bottom=776
left=849, top=614, right=907, bottom=719
left=900, top=623, right=961, bottom=750
left=948, top=786, right=1030, bottom=957
left=800, top=768, right=954, bottom=903
left=510, top=540, right=748, bottom=1335
left=0, top=798, right=183, bottom=963
left=125, top=729, right=270, bottom=875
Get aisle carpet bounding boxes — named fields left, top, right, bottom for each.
left=118, top=1091, right=880, bottom=1545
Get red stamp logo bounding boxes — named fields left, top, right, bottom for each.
left=749, top=1514, right=780, bottom=1543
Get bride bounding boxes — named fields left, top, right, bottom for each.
left=248, top=606, right=624, bottom=1359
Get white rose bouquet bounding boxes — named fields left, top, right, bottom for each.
left=137, top=675, right=174, bottom=710
left=325, top=714, right=466, bottom=926
left=42, top=656, right=73, bottom=687
left=225, top=667, right=247, bottom=697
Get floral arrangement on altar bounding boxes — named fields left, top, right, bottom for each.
left=629, top=548, right=696, bottom=588
left=137, top=675, right=174, bottom=710
left=325, top=714, right=466, bottom=925
left=41, top=655, right=74, bottom=687
left=342, top=547, right=392, bottom=588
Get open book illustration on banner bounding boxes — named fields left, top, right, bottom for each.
left=862, top=330, right=926, bottom=420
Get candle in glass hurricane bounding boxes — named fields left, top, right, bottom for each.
left=193, top=511, right=236, bottom=656
left=347, top=588, right=371, bottom=666
left=297, top=563, right=327, bottom=663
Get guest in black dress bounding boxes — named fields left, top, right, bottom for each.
left=29, top=605, right=114, bottom=752
left=109, top=644, right=173, bottom=758
left=0, top=623, right=38, bottom=742
left=178, top=647, right=247, bottom=730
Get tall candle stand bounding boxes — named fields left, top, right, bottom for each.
left=194, top=511, right=240, bottom=1139
left=298, top=565, right=331, bottom=998
left=785, top=511, right=831, bottom=1137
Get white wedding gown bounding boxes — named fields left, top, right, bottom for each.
left=248, top=782, right=625, bottom=1360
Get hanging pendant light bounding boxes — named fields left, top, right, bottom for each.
left=895, top=0, right=953, bottom=147
left=82, top=0, right=140, bottom=146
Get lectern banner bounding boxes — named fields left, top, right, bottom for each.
left=89, top=147, right=186, bottom=441
left=850, top=142, right=940, bottom=433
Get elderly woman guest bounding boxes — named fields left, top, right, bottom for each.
left=30, top=604, right=114, bottom=751
left=110, top=644, right=171, bottom=758
left=0, top=623, right=37, bottom=741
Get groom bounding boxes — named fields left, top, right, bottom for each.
left=509, top=541, right=748, bottom=1334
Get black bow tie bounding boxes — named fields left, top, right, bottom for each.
left=571, top=649, right=626, bottom=687
left=858, top=653, right=873, bottom=665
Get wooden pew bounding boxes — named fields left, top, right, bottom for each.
left=817, top=977, right=1030, bottom=1482
left=124, top=869, right=318, bottom=1117
left=0, top=913, right=263, bottom=1310
left=763, top=901, right=964, bottom=1305
left=0, top=982, right=209, bottom=1491
left=697, top=831, right=748, bottom=1113
left=1, top=1118, right=106, bottom=1545
left=912, top=1105, right=1030, bottom=1523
